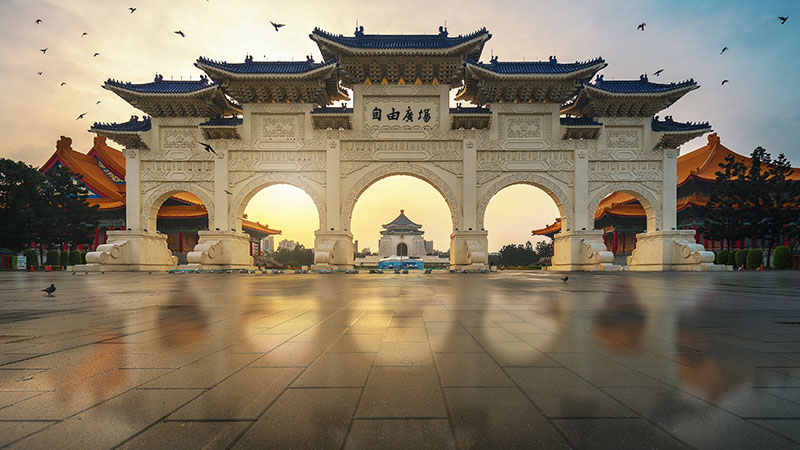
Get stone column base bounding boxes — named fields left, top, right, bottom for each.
left=450, top=230, right=488, bottom=270
left=627, top=230, right=723, bottom=271
left=550, top=230, right=621, bottom=272
left=180, top=230, right=254, bottom=270
left=75, top=231, right=178, bottom=272
left=313, top=230, right=353, bottom=270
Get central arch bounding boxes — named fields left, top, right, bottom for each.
left=141, top=184, right=215, bottom=232
left=230, top=174, right=326, bottom=231
left=587, top=183, right=662, bottom=233
left=341, top=163, right=463, bottom=232
left=477, top=173, right=573, bottom=232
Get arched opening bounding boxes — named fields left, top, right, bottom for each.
left=483, top=184, right=561, bottom=267
left=242, top=184, right=320, bottom=268
left=153, top=191, right=209, bottom=264
left=349, top=175, right=453, bottom=268
left=590, top=188, right=660, bottom=264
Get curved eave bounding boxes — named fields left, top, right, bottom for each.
left=579, top=82, right=698, bottom=98
left=103, top=82, right=219, bottom=98
left=90, top=128, right=149, bottom=150
left=654, top=127, right=712, bottom=149
left=310, top=33, right=490, bottom=60
left=195, top=59, right=340, bottom=81
left=464, top=60, right=606, bottom=81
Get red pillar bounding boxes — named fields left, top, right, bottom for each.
left=178, top=232, right=184, bottom=253
left=612, top=231, right=618, bottom=254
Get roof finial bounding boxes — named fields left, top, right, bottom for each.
left=400, top=209, right=404, bottom=215
left=640, top=73, right=648, bottom=81
left=596, top=74, right=604, bottom=82
left=355, top=25, right=364, bottom=37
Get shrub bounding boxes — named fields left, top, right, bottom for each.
left=774, top=246, right=791, bottom=270
left=746, top=249, right=763, bottom=269
left=735, top=249, right=748, bottom=268
left=59, top=250, right=69, bottom=267
left=716, top=250, right=729, bottom=265
left=23, top=249, right=38, bottom=266
left=726, top=250, right=736, bottom=266
left=46, top=250, right=60, bottom=266
left=69, top=250, right=82, bottom=265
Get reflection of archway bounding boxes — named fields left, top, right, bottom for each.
left=230, top=174, right=326, bottom=231
left=588, top=183, right=661, bottom=233
left=341, top=163, right=462, bottom=232
left=477, top=173, right=573, bottom=232
left=141, top=184, right=214, bottom=232
left=397, top=243, right=408, bottom=256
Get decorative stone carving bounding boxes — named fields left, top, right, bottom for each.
left=229, top=150, right=326, bottom=172
left=261, top=117, right=296, bottom=138
left=433, top=161, right=463, bottom=177
left=665, top=149, right=679, bottom=158
left=340, top=140, right=462, bottom=161
left=363, top=96, right=440, bottom=132
left=606, top=128, right=640, bottom=149
left=588, top=161, right=662, bottom=182
left=341, top=163, right=462, bottom=231
left=140, top=183, right=215, bottom=231
left=341, top=161, right=370, bottom=177
left=476, top=173, right=573, bottom=231
left=477, top=171, right=501, bottom=186
left=477, top=151, right=573, bottom=172
left=141, top=161, right=214, bottom=182
left=229, top=173, right=326, bottom=230
left=161, top=128, right=197, bottom=149
left=506, top=117, right=542, bottom=138
left=587, top=182, right=662, bottom=231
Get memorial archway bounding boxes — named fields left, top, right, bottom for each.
left=589, top=185, right=662, bottom=264
left=141, top=185, right=214, bottom=234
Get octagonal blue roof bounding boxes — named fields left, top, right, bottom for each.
left=91, top=116, right=151, bottom=132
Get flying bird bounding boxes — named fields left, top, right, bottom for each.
left=129, top=7, right=136, bottom=13
left=637, top=22, right=646, bottom=31
left=198, top=141, right=217, bottom=155
left=720, top=46, right=728, bottom=54
left=42, top=284, right=56, bottom=297
left=174, top=30, right=185, bottom=37
left=224, top=189, right=233, bottom=195
left=779, top=16, right=788, bottom=24
left=96, top=100, right=101, bottom=105
left=76, top=112, right=87, bottom=120
left=81, top=32, right=88, bottom=37
left=270, top=21, right=285, bottom=32
left=35, top=19, right=42, bottom=24
left=40, top=48, right=48, bottom=54
left=561, top=276, right=568, bottom=284
left=653, top=68, right=664, bottom=76
left=721, top=79, right=729, bottom=85
left=37, top=71, right=42, bottom=76
left=93, top=52, right=100, bottom=57
left=60, top=82, right=67, bottom=86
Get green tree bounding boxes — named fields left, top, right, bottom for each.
left=773, top=246, right=791, bottom=270
left=272, top=244, right=314, bottom=267
left=499, top=242, right=539, bottom=267
left=534, top=240, right=553, bottom=258
left=39, top=166, right=100, bottom=250
left=746, top=249, right=763, bottom=270
left=704, top=153, right=746, bottom=249
left=0, top=158, right=47, bottom=251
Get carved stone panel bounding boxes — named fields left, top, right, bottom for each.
left=252, top=115, right=304, bottom=142
left=477, top=151, right=573, bottom=172
left=141, top=161, right=214, bottom=182
left=363, top=96, right=440, bottom=135
left=340, top=140, right=462, bottom=161
left=588, top=161, right=662, bottom=182
left=229, top=151, right=325, bottom=172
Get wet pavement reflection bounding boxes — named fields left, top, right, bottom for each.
left=1, top=270, right=800, bottom=449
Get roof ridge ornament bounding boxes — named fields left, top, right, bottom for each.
left=438, top=25, right=448, bottom=38
left=640, top=73, right=648, bottom=81
left=354, top=25, right=364, bottom=38
left=244, top=54, right=253, bottom=64
left=154, top=73, right=163, bottom=82
left=596, top=74, right=604, bottom=82
left=549, top=55, right=557, bottom=64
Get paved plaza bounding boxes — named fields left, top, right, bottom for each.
left=0, top=270, right=799, bottom=449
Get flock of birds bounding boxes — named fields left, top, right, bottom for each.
left=33, top=7, right=287, bottom=124
left=636, top=16, right=789, bottom=86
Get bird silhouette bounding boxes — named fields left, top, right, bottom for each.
left=37, top=71, right=43, bottom=76
left=198, top=141, right=217, bottom=155
left=637, top=23, right=646, bottom=31
left=35, top=19, right=42, bottom=24
left=270, top=21, right=285, bottom=31
left=76, top=113, right=87, bottom=120
left=561, top=276, right=568, bottom=283
left=224, top=189, right=233, bottom=195
left=60, top=82, right=67, bottom=86
left=129, top=7, right=136, bottom=13
left=40, top=48, right=48, bottom=54
left=654, top=68, right=664, bottom=76
left=42, top=284, right=56, bottom=296
left=93, top=52, right=100, bottom=57
left=81, top=32, right=88, bottom=37
left=779, top=16, right=788, bottom=24
left=720, top=46, right=728, bottom=54
left=174, top=30, right=185, bottom=37
left=721, top=79, right=729, bottom=85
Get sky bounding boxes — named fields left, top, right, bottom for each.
left=1, top=0, right=798, bottom=251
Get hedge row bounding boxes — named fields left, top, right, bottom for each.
left=714, top=247, right=794, bottom=269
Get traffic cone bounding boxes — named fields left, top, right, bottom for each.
left=29, top=265, right=33, bottom=272
left=46, top=266, right=52, bottom=272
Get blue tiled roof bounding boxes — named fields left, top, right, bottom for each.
left=91, top=116, right=151, bottom=132
left=586, top=74, right=697, bottom=94
left=199, top=117, right=243, bottom=127
left=382, top=210, right=422, bottom=229
left=466, top=56, right=605, bottom=75
left=311, top=106, right=354, bottom=114
left=104, top=75, right=216, bottom=94
left=311, top=26, right=490, bottom=51
left=651, top=116, right=710, bottom=132
left=560, top=117, right=602, bottom=127
left=196, top=56, right=337, bottom=75
left=450, top=105, right=491, bottom=114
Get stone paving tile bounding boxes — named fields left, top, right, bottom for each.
left=483, top=341, right=560, bottom=367
left=344, top=419, right=456, bottom=450
left=327, top=334, right=384, bottom=353
left=428, top=334, right=484, bottom=353
left=434, top=353, right=514, bottom=387
left=292, top=353, right=375, bottom=387
left=233, top=388, right=360, bottom=450
left=552, top=418, right=691, bottom=450
left=0, top=422, right=55, bottom=447
left=424, top=322, right=467, bottom=335
left=547, top=352, right=663, bottom=387
left=250, top=342, right=327, bottom=367
left=140, top=353, right=258, bottom=389
left=444, top=387, right=570, bottom=449
left=0, top=390, right=45, bottom=409
left=356, top=367, right=447, bottom=418
left=226, top=334, right=292, bottom=354
left=169, top=367, right=300, bottom=419
left=382, top=327, right=428, bottom=342
left=750, top=419, right=800, bottom=444
left=389, top=317, right=424, bottom=327
left=507, top=367, right=634, bottom=417
left=116, top=421, right=250, bottom=450
left=7, top=388, right=203, bottom=450
left=374, top=342, right=433, bottom=366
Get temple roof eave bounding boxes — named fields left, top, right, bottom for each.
left=194, top=58, right=340, bottom=81
left=310, top=29, right=491, bottom=61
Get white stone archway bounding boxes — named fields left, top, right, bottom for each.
left=477, top=173, right=574, bottom=233
left=229, top=173, right=327, bottom=232
left=587, top=182, right=662, bottom=233
left=140, top=183, right=215, bottom=232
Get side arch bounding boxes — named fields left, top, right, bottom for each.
left=229, top=173, right=326, bottom=231
left=141, top=183, right=215, bottom=232
left=340, top=163, right=463, bottom=232
left=587, top=182, right=662, bottom=232
left=477, top=173, right=574, bottom=232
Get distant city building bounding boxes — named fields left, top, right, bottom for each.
left=266, top=235, right=275, bottom=252
left=278, top=239, right=299, bottom=251
left=378, top=210, right=433, bottom=258
left=354, top=240, right=359, bottom=255
left=360, top=247, right=371, bottom=255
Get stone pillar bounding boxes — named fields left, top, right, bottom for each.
left=313, top=230, right=354, bottom=270
left=75, top=230, right=178, bottom=272
left=662, top=148, right=679, bottom=231
left=182, top=230, right=253, bottom=270
left=450, top=230, right=488, bottom=270
left=124, top=148, right=141, bottom=231
left=213, top=149, right=229, bottom=231
left=326, top=139, right=340, bottom=231
left=573, top=148, right=590, bottom=231
left=551, top=230, right=619, bottom=271
left=462, top=139, right=477, bottom=231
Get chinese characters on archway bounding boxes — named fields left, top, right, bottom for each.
left=372, top=106, right=431, bottom=123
